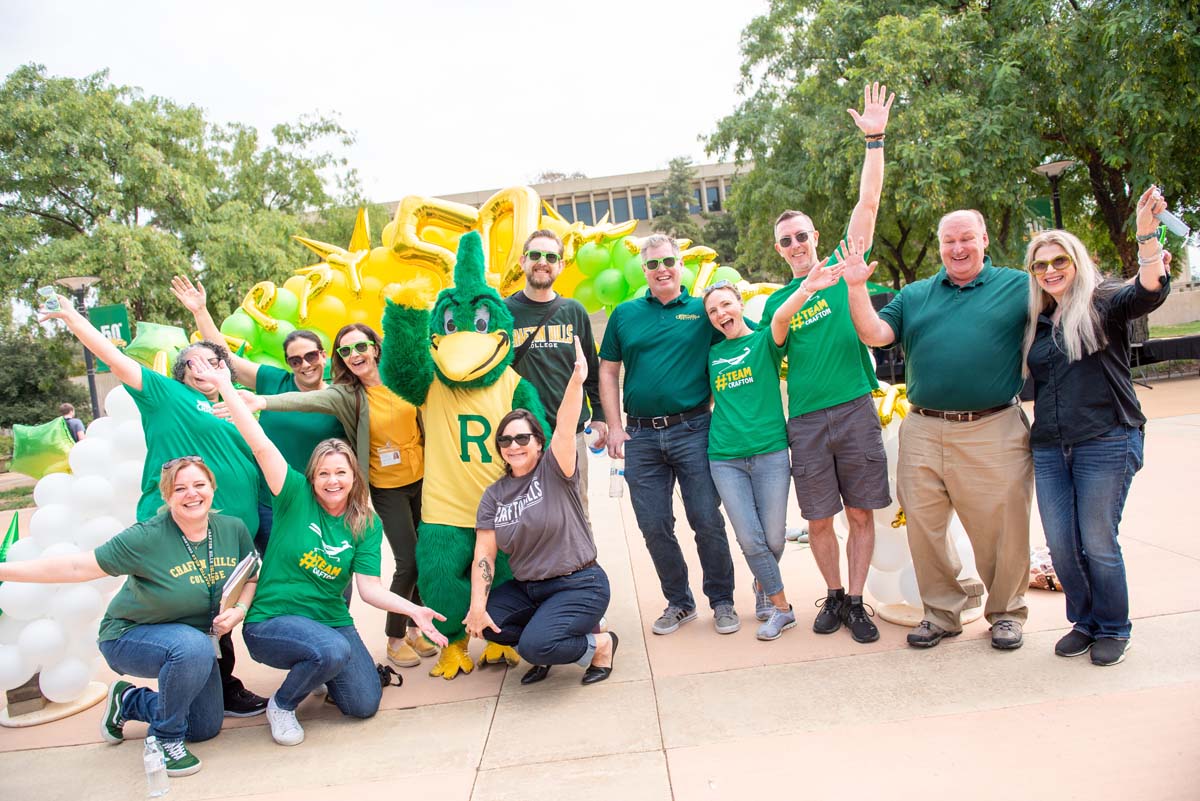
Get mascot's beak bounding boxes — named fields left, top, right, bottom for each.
left=431, top=330, right=511, bottom=382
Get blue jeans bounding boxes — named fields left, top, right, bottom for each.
left=709, top=449, right=791, bottom=596
left=483, top=565, right=610, bottom=667
left=1033, top=425, right=1144, bottom=639
left=243, top=617, right=381, bottom=716
left=625, top=412, right=734, bottom=610
left=98, top=623, right=223, bottom=743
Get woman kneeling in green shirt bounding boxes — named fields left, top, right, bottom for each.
left=194, top=357, right=448, bottom=747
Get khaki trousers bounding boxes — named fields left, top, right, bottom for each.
left=897, top=406, right=1032, bottom=631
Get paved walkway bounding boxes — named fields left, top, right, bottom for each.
left=2, top=377, right=1198, bottom=800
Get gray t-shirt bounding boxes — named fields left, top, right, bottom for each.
left=476, top=452, right=597, bottom=582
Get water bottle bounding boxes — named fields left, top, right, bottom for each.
left=585, top=426, right=605, bottom=455
left=608, top=459, right=625, bottom=498
left=144, top=736, right=169, bottom=797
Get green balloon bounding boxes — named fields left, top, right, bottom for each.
left=712, top=266, right=743, bottom=285
left=593, top=269, right=629, bottom=306
left=271, top=287, right=300, bottom=325
left=219, top=310, right=257, bottom=343
left=681, top=267, right=698, bottom=292
left=574, top=278, right=603, bottom=313
left=610, top=237, right=641, bottom=273
left=258, top=319, right=296, bottom=360
left=10, top=418, right=74, bottom=479
left=249, top=351, right=289, bottom=371
left=622, top=257, right=647, bottom=290
left=575, top=242, right=612, bottom=277
left=124, top=321, right=190, bottom=368
left=633, top=286, right=649, bottom=299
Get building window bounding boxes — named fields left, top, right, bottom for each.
left=594, top=198, right=610, bottom=223
left=612, top=196, right=631, bottom=223
left=690, top=189, right=701, bottom=215
left=706, top=186, right=722, bottom=212
left=574, top=198, right=594, bottom=226
left=631, top=192, right=648, bottom=220
left=556, top=202, right=574, bottom=222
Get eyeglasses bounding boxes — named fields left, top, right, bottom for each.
left=777, top=231, right=815, bottom=248
left=524, top=250, right=562, bottom=265
left=336, top=341, right=376, bottom=358
left=496, top=433, right=534, bottom=447
left=187, top=358, right=221, bottom=370
left=161, top=455, right=204, bottom=472
left=644, top=256, right=678, bottom=270
left=703, top=279, right=735, bottom=296
left=285, top=350, right=324, bottom=369
left=1029, top=254, right=1074, bottom=275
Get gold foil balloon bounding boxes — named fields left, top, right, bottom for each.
left=478, top=187, right=540, bottom=295
left=389, top=195, right=478, bottom=286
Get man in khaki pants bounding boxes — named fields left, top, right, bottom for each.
left=840, top=210, right=1032, bottom=649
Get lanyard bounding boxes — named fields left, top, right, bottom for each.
left=179, top=525, right=219, bottom=624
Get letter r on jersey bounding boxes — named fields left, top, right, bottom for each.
left=458, top=414, right=492, bottom=463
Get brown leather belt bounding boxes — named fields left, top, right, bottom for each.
left=626, top=403, right=709, bottom=430
left=910, top=399, right=1017, bottom=423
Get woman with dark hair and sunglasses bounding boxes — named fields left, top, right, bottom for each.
left=0, top=456, right=257, bottom=777
left=40, top=293, right=269, bottom=718
left=1020, top=186, right=1171, bottom=667
left=195, top=357, right=447, bottom=745
left=237, top=323, right=433, bottom=668
left=172, top=276, right=344, bottom=553
left=701, top=259, right=845, bottom=641
left=465, top=338, right=617, bottom=686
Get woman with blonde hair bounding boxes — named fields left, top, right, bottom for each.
left=195, top=357, right=447, bottom=747
left=1022, top=186, right=1171, bottom=667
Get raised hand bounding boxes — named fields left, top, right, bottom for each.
left=847, top=82, right=895, bottom=136
left=171, top=275, right=208, bottom=314
left=189, top=356, right=232, bottom=388
left=571, top=336, right=588, bottom=384
left=37, top=293, right=78, bottom=324
left=831, top=236, right=878, bottom=288
left=1135, top=185, right=1167, bottom=239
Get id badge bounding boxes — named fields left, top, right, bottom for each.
left=209, top=630, right=222, bottom=659
left=379, top=448, right=401, bottom=467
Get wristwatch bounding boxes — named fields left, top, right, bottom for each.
left=1136, top=230, right=1159, bottom=243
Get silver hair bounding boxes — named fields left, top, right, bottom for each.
left=641, top=233, right=680, bottom=258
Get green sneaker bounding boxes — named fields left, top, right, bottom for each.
left=100, top=680, right=132, bottom=744
left=160, top=739, right=202, bottom=776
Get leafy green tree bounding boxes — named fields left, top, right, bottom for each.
left=651, top=157, right=704, bottom=242
left=702, top=211, right=741, bottom=268
left=0, top=328, right=90, bottom=427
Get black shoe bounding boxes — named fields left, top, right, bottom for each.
left=1054, top=630, right=1095, bottom=657
left=841, top=600, right=880, bottom=643
left=812, top=590, right=845, bottom=634
left=223, top=687, right=268, bottom=718
left=1090, top=637, right=1129, bottom=666
left=582, top=632, right=618, bottom=686
left=520, top=665, right=551, bottom=685
left=906, top=620, right=961, bottom=648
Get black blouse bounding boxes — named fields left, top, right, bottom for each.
left=1027, top=275, right=1170, bottom=447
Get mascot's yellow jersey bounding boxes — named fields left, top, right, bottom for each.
left=421, top=368, right=523, bottom=527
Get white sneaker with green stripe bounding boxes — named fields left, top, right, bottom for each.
left=160, top=739, right=202, bottom=776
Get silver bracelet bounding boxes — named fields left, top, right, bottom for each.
left=1137, top=250, right=1163, bottom=265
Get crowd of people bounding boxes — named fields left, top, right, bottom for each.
left=0, top=82, right=1172, bottom=778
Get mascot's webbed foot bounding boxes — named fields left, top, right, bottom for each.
left=429, top=638, right=475, bottom=680
left=478, top=642, right=520, bottom=668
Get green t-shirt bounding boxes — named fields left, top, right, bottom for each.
left=94, top=512, right=255, bottom=642
left=598, top=289, right=721, bottom=418
left=761, top=276, right=879, bottom=417
left=128, top=368, right=262, bottom=535
left=877, top=259, right=1029, bottom=410
left=255, top=366, right=347, bottom=473
left=246, top=468, right=383, bottom=627
left=707, top=328, right=788, bottom=460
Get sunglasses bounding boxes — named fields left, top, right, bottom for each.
left=336, top=341, right=376, bottom=358
left=1029, top=254, right=1074, bottom=275
left=703, top=279, right=735, bottom=296
left=285, top=350, right=324, bottom=369
left=777, top=231, right=814, bottom=248
left=525, top=250, right=562, bottom=265
left=644, top=256, right=678, bottom=270
left=162, top=455, right=204, bottom=472
left=496, top=433, right=534, bottom=447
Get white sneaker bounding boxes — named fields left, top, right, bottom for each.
left=265, top=696, right=305, bottom=746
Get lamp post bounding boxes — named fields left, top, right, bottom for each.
left=55, top=276, right=101, bottom=417
left=1033, top=159, right=1076, bottom=229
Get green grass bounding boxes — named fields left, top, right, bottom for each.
left=0, top=485, right=34, bottom=512
left=1150, top=321, right=1200, bottom=338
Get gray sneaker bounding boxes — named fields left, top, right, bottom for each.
left=713, top=603, right=741, bottom=635
left=652, top=605, right=697, bottom=635
left=991, top=619, right=1024, bottom=650
left=753, top=580, right=772, bottom=622
left=756, top=605, right=796, bottom=641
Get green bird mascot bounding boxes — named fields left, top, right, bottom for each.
left=381, top=231, right=549, bottom=679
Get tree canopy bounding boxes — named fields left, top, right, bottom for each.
left=651, top=157, right=704, bottom=242
left=708, top=0, right=1200, bottom=287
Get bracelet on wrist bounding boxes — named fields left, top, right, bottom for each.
left=235, top=602, right=248, bottom=614
left=1135, top=230, right=1159, bottom=244
left=864, top=132, right=885, bottom=141
left=1137, top=250, right=1163, bottom=266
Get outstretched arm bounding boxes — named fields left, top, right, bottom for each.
left=464, top=529, right=501, bottom=640
left=356, top=574, right=449, bottom=646
left=171, top=275, right=261, bottom=390
left=837, top=237, right=896, bottom=347
left=380, top=292, right=436, bottom=407
left=769, top=261, right=847, bottom=346
left=39, top=294, right=144, bottom=391
left=191, top=358, right=289, bottom=495
left=0, top=551, right=106, bottom=584
left=845, top=82, right=894, bottom=251
left=550, top=338, right=587, bottom=478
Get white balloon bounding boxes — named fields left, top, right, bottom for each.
left=39, top=657, right=92, bottom=703
left=33, top=472, right=76, bottom=508
left=68, top=636, right=101, bottom=663
left=5, top=537, right=42, bottom=562
left=73, top=475, right=116, bottom=516
left=744, top=294, right=768, bottom=324
left=114, top=420, right=148, bottom=461
left=113, top=460, right=144, bottom=492
left=18, top=618, right=68, bottom=669
left=49, top=585, right=104, bottom=631
left=0, top=581, right=55, bottom=620
left=870, top=526, right=911, bottom=572
left=866, top=567, right=905, bottom=605
left=0, top=615, right=26, bottom=645
left=29, top=504, right=78, bottom=547
left=89, top=574, right=124, bottom=594
left=899, top=564, right=922, bottom=608
left=76, top=516, right=124, bottom=551
left=68, top=437, right=116, bottom=478
left=104, top=385, right=140, bottom=422
left=114, top=507, right=139, bottom=529
left=85, top=416, right=118, bottom=441
left=39, top=542, right=81, bottom=560
left=0, top=644, right=35, bottom=692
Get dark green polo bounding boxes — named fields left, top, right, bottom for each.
left=599, top=288, right=720, bottom=418
left=878, top=258, right=1029, bottom=411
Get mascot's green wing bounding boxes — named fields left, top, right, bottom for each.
left=380, top=294, right=435, bottom=408
left=512, top=378, right=549, bottom=435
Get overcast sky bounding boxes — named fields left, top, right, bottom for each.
left=1, top=0, right=765, bottom=200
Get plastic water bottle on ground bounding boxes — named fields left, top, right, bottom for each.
left=609, top=459, right=625, bottom=498
left=144, top=736, right=169, bottom=797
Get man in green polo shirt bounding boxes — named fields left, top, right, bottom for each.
left=760, top=81, right=894, bottom=645
left=843, top=209, right=1032, bottom=650
left=599, top=234, right=738, bottom=636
